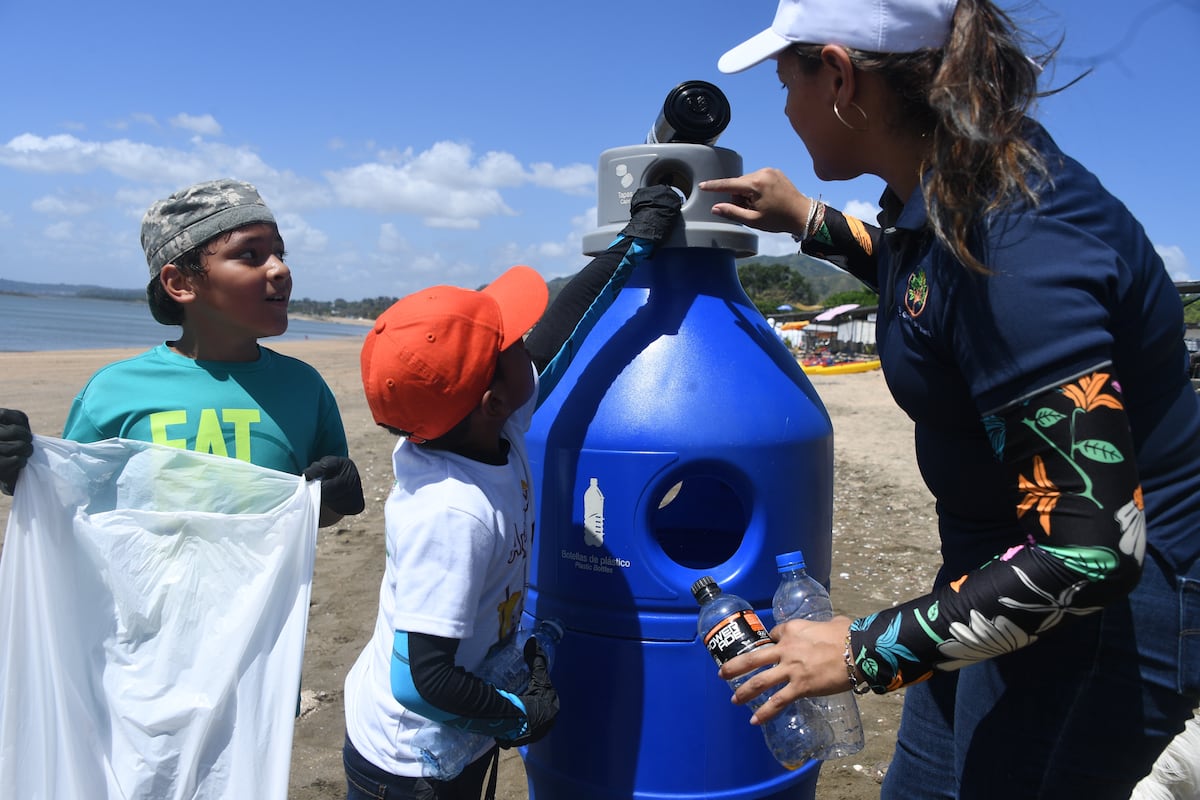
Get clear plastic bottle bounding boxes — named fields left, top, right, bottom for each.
left=772, top=551, right=865, bottom=760
left=691, top=576, right=832, bottom=770
left=412, top=618, right=565, bottom=780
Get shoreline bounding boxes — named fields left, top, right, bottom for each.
left=288, top=312, right=375, bottom=327
left=0, top=293, right=375, bottom=355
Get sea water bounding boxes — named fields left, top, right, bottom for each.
left=0, top=294, right=369, bottom=352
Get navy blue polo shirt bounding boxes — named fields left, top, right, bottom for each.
left=870, top=122, right=1200, bottom=577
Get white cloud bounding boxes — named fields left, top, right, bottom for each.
left=0, top=127, right=610, bottom=300
left=533, top=240, right=570, bottom=259
left=1, top=133, right=209, bottom=184
left=32, top=195, right=91, bottom=215
left=527, top=162, right=595, bottom=194
left=328, top=161, right=513, bottom=223
left=466, top=150, right=526, bottom=188
left=842, top=199, right=880, bottom=222
left=170, top=113, right=222, bottom=137
left=1156, top=244, right=1192, bottom=282
left=377, top=223, right=408, bottom=254
left=367, top=248, right=485, bottom=294
left=43, top=221, right=73, bottom=240
left=496, top=236, right=573, bottom=273
left=113, top=185, right=167, bottom=222
left=0, top=134, right=324, bottom=210
left=755, top=231, right=800, bottom=257
left=326, top=140, right=594, bottom=227
left=1, top=131, right=592, bottom=236
left=275, top=212, right=328, bottom=254
left=253, top=174, right=334, bottom=215
left=492, top=206, right=598, bottom=280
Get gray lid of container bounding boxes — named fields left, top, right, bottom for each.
left=582, top=144, right=758, bottom=257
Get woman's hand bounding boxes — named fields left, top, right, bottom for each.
left=698, top=168, right=812, bottom=237
left=718, top=615, right=855, bottom=725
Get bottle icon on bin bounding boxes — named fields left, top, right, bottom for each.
left=583, top=477, right=605, bottom=547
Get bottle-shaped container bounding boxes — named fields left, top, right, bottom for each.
left=691, top=576, right=832, bottom=770
left=412, top=618, right=564, bottom=780
left=772, top=551, right=864, bottom=759
left=524, top=131, right=834, bottom=800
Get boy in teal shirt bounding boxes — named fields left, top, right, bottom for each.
left=0, top=177, right=362, bottom=519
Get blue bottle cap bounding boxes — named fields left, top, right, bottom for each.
left=775, top=550, right=807, bottom=572
left=537, top=618, right=566, bottom=643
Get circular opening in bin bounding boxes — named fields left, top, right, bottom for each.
left=650, top=475, right=747, bottom=569
left=643, top=159, right=693, bottom=202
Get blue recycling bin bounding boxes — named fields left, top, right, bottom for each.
left=523, top=141, right=835, bottom=800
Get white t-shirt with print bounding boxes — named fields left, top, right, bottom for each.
left=344, top=382, right=536, bottom=777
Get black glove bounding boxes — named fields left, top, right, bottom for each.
left=0, top=408, right=34, bottom=497
left=619, top=184, right=683, bottom=244
left=303, top=455, right=365, bottom=516
left=498, top=636, right=560, bottom=748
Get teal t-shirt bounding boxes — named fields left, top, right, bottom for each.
left=63, top=344, right=348, bottom=474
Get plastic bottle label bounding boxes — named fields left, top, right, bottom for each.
left=702, top=610, right=771, bottom=666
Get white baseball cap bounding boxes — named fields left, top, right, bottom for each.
left=718, top=0, right=958, bottom=74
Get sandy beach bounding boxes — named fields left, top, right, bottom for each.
left=0, top=339, right=938, bottom=799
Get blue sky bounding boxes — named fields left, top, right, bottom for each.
left=2, top=1, right=1196, bottom=302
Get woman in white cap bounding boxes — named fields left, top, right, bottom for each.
left=701, top=1, right=1200, bottom=797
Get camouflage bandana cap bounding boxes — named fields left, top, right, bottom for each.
left=140, top=178, right=277, bottom=276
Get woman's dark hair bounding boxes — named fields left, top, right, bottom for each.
left=796, top=0, right=1057, bottom=273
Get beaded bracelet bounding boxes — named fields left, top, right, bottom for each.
left=844, top=631, right=871, bottom=695
left=790, top=194, right=824, bottom=244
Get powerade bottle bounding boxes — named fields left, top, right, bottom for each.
left=412, top=619, right=565, bottom=780
left=691, top=576, right=832, bottom=770
left=772, top=551, right=865, bottom=759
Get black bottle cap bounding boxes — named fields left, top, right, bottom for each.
left=691, top=575, right=721, bottom=604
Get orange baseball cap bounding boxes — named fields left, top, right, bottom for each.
left=361, top=265, right=549, bottom=442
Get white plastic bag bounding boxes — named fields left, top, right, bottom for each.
left=0, top=435, right=321, bottom=800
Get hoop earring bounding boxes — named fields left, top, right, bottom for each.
left=833, top=101, right=869, bottom=132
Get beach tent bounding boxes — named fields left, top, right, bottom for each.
left=813, top=303, right=860, bottom=321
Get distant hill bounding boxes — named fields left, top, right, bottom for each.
left=739, top=251, right=870, bottom=300
left=4, top=251, right=870, bottom=314
left=0, top=278, right=144, bottom=302
left=547, top=251, right=869, bottom=305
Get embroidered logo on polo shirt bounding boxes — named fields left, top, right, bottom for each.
left=905, top=269, right=929, bottom=318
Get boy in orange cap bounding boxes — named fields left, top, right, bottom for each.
left=344, top=185, right=681, bottom=799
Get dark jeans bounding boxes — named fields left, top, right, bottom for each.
left=880, top=546, right=1200, bottom=799
left=343, top=734, right=497, bottom=800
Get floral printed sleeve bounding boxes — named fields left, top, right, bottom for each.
left=848, top=371, right=1146, bottom=693
left=799, top=204, right=881, bottom=288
